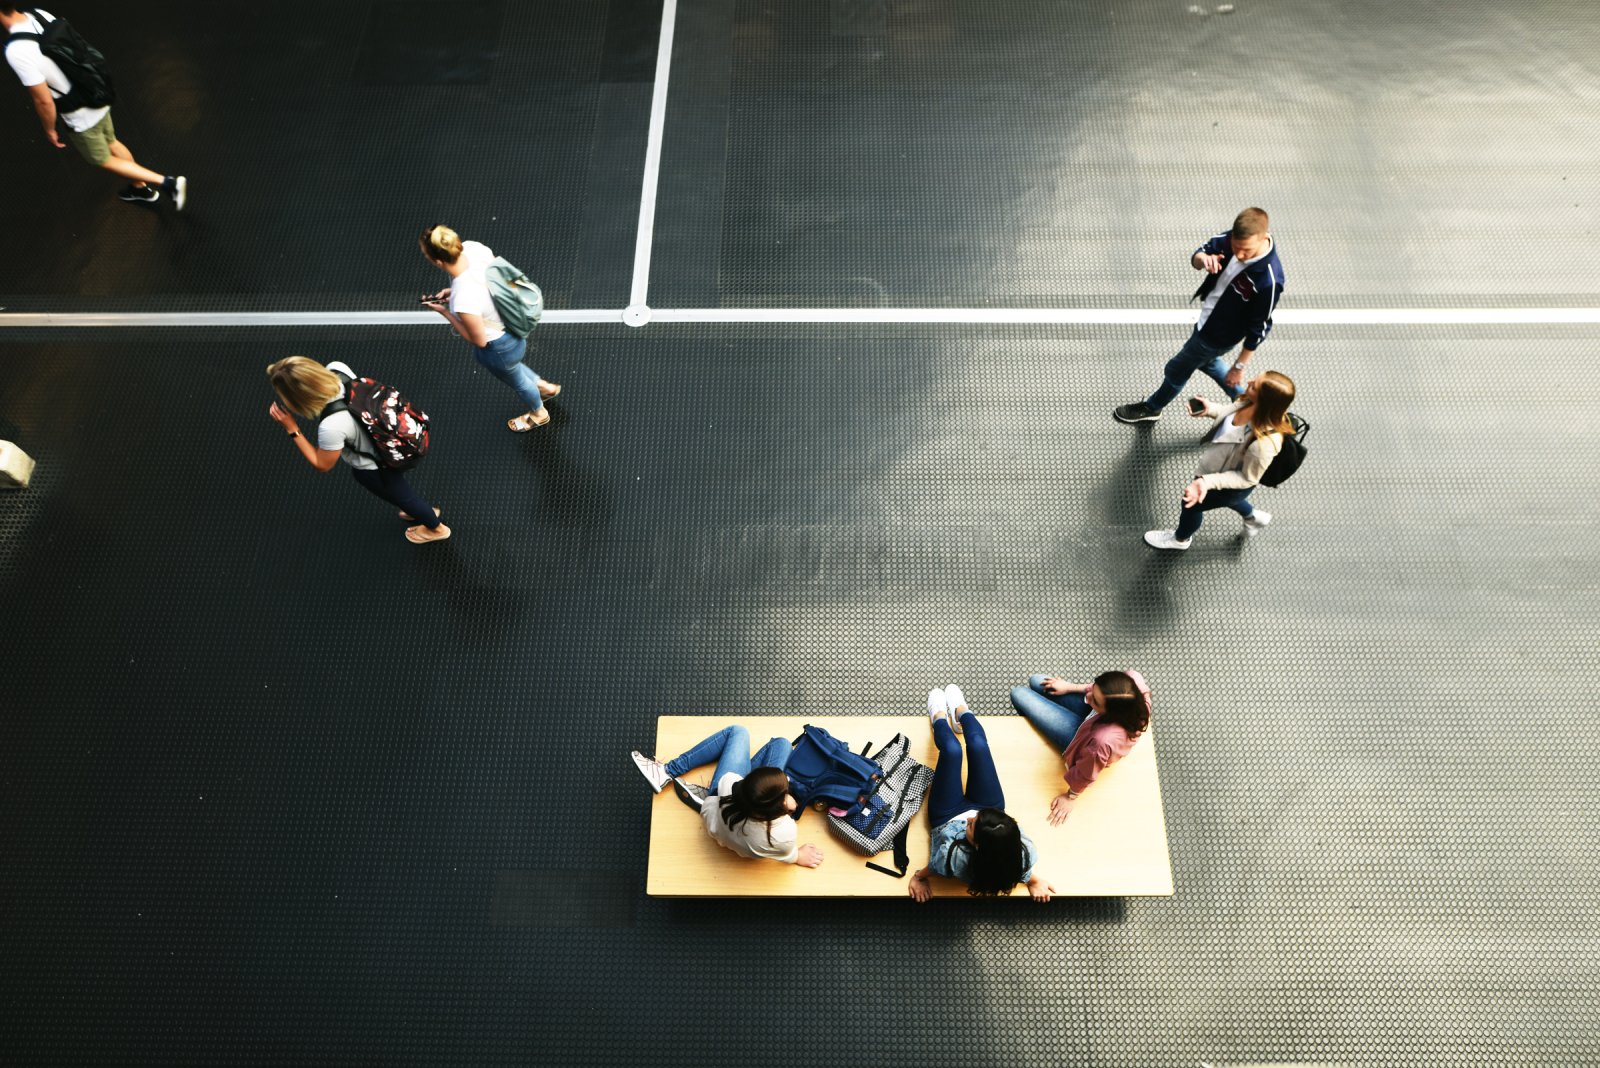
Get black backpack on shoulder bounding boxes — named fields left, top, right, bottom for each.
left=1259, top=412, right=1309, bottom=488
left=5, top=9, right=116, bottom=112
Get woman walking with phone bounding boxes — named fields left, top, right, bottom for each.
left=420, top=225, right=560, bottom=432
left=1144, top=370, right=1296, bottom=550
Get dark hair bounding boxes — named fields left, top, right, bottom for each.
left=956, top=807, right=1026, bottom=896
left=718, top=767, right=791, bottom=847
left=1231, top=207, right=1269, bottom=238
left=1093, top=670, right=1150, bottom=735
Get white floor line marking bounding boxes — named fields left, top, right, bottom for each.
left=624, top=0, right=680, bottom=327
left=0, top=310, right=625, bottom=327
left=5, top=307, right=1600, bottom=328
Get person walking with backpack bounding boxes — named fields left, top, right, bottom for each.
left=1113, top=208, right=1282, bottom=425
left=631, top=727, right=826, bottom=868
left=2, top=6, right=186, bottom=208
left=419, top=225, right=559, bottom=433
left=1009, top=670, right=1151, bottom=825
left=908, top=685, right=1054, bottom=902
left=1143, top=370, right=1296, bottom=550
left=266, top=356, right=451, bottom=545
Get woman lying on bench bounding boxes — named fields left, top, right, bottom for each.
left=1009, top=670, right=1152, bottom=825
left=908, top=686, right=1054, bottom=902
left=631, top=726, right=825, bottom=868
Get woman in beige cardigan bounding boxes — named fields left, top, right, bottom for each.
left=1144, top=370, right=1296, bottom=550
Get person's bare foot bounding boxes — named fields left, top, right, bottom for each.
left=537, top=379, right=561, bottom=399
left=404, top=522, right=452, bottom=544
left=508, top=409, right=551, bottom=432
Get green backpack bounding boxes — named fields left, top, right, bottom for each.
left=485, top=257, right=543, bottom=339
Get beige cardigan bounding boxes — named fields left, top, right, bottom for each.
left=1194, top=399, right=1284, bottom=491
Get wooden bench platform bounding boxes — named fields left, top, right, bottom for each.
left=646, top=715, right=1174, bottom=898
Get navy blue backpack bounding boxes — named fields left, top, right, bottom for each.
left=783, top=725, right=883, bottom=821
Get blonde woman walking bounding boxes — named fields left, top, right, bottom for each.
left=1144, top=370, right=1296, bottom=550
left=266, top=356, right=451, bottom=544
left=420, top=225, right=559, bottom=432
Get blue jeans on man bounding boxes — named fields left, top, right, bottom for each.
left=1146, top=330, right=1245, bottom=411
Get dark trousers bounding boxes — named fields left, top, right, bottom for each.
left=351, top=466, right=440, bottom=529
left=928, top=713, right=1007, bottom=827
left=1175, top=486, right=1255, bottom=540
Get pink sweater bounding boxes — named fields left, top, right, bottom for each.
left=1062, top=670, right=1152, bottom=794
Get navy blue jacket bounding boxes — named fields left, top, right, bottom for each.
left=1190, top=232, right=1285, bottom=351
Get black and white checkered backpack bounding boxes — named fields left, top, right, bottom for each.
left=827, top=733, right=935, bottom=878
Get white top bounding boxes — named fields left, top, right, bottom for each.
left=700, top=772, right=799, bottom=863
left=448, top=240, right=506, bottom=344
left=1210, top=412, right=1253, bottom=445
left=1195, top=240, right=1271, bottom=331
left=314, top=361, right=379, bottom=470
left=5, top=10, right=109, bottom=132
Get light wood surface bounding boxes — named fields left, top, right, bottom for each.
left=645, top=715, right=1174, bottom=898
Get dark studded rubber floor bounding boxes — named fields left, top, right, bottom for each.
left=3, top=1, right=1599, bottom=1067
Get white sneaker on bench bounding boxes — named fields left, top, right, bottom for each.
left=943, top=684, right=967, bottom=732
left=632, top=751, right=672, bottom=793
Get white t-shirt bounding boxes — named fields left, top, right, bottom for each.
left=1211, top=412, right=1253, bottom=444
left=448, top=240, right=506, bottom=344
left=5, top=10, right=109, bottom=133
left=700, top=772, right=800, bottom=863
left=1195, top=240, right=1271, bottom=330
left=314, top=361, right=379, bottom=470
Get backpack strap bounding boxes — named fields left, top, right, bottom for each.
left=318, top=371, right=353, bottom=422
left=865, top=824, right=912, bottom=878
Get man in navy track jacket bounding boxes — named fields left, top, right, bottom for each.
left=1114, top=207, right=1284, bottom=424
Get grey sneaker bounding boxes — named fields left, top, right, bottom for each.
left=118, top=184, right=159, bottom=204
left=672, top=778, right=709, bottom=811
left=1243, top=510, right=1272, bottom=534
left=631, top=750, right=672, bottom=792
left=1113, top=402, right=1161, bottom=424
left=1144, top=529, right=1193, bottom=551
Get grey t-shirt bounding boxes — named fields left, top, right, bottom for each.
left=315, top=361, right=378, bottom=470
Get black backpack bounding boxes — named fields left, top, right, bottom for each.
left=1259, top=412, right=1309, bottom=488
left=5, top=9, right=116, bottom=112
left=322, top=372, right=432, bottom=471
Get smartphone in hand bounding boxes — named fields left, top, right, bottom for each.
left=1187, top=396, right=1207, bottom=415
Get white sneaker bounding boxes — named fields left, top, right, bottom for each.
left=1243, top=509, right=1272, bottom=534
left=1144, top=529, right=1193, bottom=551
left=943, top=684, right=967, bottom=733
left=927, top=688, right=949, bottom=729
left=631, top=750, right=672, bottom=793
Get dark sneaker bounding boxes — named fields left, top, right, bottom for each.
left=118, top=184, right=159, bottom=204
left=1113, top=402, right=1161, bottom=424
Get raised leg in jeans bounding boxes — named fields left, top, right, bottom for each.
left=662, top=724, right=758, bottom=786
left=1175, top=486, right=1256, bottom=540
left=474, top=333, right=545, bottom=412
left=1010, top=675, right=1090, bottom=752
left=928, top=714, right=1008, bottom=827
left=1145, top=331, right=1243, bottom=411
left=350, top=467, right=441, bottom=529
left=748, top=736, right=794, bottom=772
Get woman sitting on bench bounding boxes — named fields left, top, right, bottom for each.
left=631, top=727, right=824, bottom=868
left=1009, top=670, right=1152, bottom=825
left=908, top=686, right=1054, bottom=902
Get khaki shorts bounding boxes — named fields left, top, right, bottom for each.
left=65, top=110, right=116, bottom=165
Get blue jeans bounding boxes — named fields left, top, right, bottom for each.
left=350, top=466, right=440, bottom=529
left=474, top=332, right=544, bottom=412
left=928, top=714, right=1006, bottom=827
left=1175, top=486, right=1256, bottom=540
left=1145, top=330, right=1245, bottom=410
left=1010, top=675, right=1089, bottom=752
left=663, top=725, right=794, bottom=787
